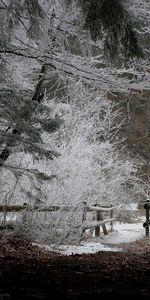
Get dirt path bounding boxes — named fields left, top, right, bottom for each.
left=0, top=239, right=150, bottom=299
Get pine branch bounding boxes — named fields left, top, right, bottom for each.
left=0, top=128, right=18, bottom=165
left=0, top=49, right=115, bottom=89
left=79, top=0, right=142, bottom=59
left=0, top=64, right=46, bottom=166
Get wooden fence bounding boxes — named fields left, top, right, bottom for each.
left=82, top=202, right=114, bottom=237
left=143, top=200, right=150, bottom=237
left=0, top=202, right=114, bottom=238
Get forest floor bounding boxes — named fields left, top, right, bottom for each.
left=0, top=238, right=150, bottom=300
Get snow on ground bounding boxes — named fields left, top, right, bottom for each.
left=101, top=220, right=145, bottom=245
left=34, top=241, right=121, bottom=255
left=33, top=218, right=146, bottom=255
left=1, top=208, right=146, bottom=255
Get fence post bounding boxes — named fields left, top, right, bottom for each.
left=95, top=205, right=100, bottom=237
left=95, top=204, right=108, bottom=236
left=110, top=204, right=113, bottom=232
left=81, top=201, right=87, bottom=237
left=143, top=200, right=150, bottom=237
left=82, top=201, right=87, bottom=222
left=146, top=206, right=149, bottom=237
left=22, top=203, right=28, bottom=227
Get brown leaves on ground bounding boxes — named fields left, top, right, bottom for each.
left=0, top=238, right=150, bottom=299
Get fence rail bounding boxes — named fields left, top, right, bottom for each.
left=0, top=202, right=114, bottom=238
left=0, top=204, right=81, bottom=212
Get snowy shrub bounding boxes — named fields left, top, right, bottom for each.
left=6, top=81, right=145, bottom=245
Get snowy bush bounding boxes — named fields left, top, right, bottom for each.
left=5, top=82, right=145, bottom=244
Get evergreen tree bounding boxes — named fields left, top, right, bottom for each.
left=77, top=0, right=142, bottom=59
left=0, top=1, right=62, bottom=168
left=0, top=65, right=62, bottom=166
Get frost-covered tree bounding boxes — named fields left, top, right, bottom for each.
left=0, top=0, right=149, bottom=243
left=11, top=80, right=145, bottom=244
left=41, top=80, right=143, bottom=207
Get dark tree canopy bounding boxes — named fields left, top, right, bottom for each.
left=79, top=0, right=142, bottom=59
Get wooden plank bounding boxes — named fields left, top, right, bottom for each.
left=0, top=205, right=81, bottom=212
left=0, top=205, right=27, bottom=212
left=81, top=202, right=87, bottom=238
left=95, top=211, right=100, bottom=237
left=82, top=202, right=87, bottom=222
left=0, top=204, right=113, bottom=213
left=87, top=205, right=113, bottom=212
left=95, top=209, right=108, bottom=236
left=99, top=212, right=108, bottom=235
left=110, top=204, right=114, bottom=231
left=0, top=224, right=14, bottom=230
left=94, top=204, right=108, bottom=236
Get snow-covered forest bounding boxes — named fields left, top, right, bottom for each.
left=0, top=0, right=150, bottom=244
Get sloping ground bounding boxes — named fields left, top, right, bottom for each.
left=0, top=239, right=150, bottom=300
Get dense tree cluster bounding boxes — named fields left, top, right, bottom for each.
left=0, top=0, right=149, bottom=243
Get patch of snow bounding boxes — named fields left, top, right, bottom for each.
left=33, top=220, right=146, bottom=255
left=0, top=214, right=18, bottom=222
left=33, top=242, right=121, bottom=255
left=99, top=221, right=145, bottom=245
